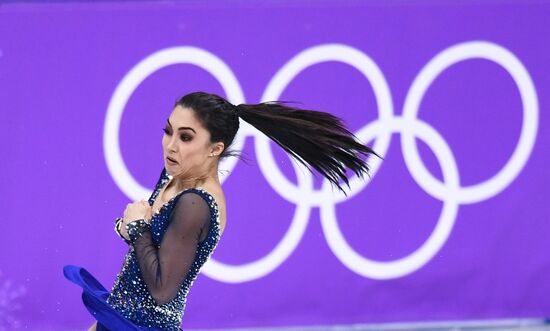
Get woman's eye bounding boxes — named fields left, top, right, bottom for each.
left=180, top=135, right=191, bottom=142
left=162, top=127, right=171, bottom=135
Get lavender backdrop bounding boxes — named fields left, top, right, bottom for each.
left=0, top=1, right=548, bottom=330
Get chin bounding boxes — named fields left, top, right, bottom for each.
left=164, top=163, right=175, bottom=175
left=165, top=163, right=184, bottom=176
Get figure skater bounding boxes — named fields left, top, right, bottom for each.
left=63, top=91, right=379, bottom=330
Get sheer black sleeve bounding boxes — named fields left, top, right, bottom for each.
left=125, top=192, right=211, bottom=306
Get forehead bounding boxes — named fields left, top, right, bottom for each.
left=169, top=105, right=202, bottom=128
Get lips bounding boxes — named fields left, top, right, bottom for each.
left=166, top=156, right=179, bottom=164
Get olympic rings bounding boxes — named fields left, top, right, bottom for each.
left=104, top=41, right=538, bottom=282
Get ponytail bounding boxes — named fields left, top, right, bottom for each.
left=234, top=102, right=380, bottom=195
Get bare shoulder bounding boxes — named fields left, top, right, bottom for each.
left=199, top=185, right=226, bottom=236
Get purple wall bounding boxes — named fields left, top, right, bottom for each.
left=0, top=1, right=549, bottom=330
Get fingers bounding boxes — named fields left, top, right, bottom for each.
left=126, top=200, right=150, bottom=208
left=122, top=199, right=153, bottom=222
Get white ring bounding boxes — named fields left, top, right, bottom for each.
left=104, top=46, right=245, bottom=201
left=402, top=41, right=538, bottom=204
left=203, top=155, right=313, bottom=283
left=321, top=117, right=460, bottom=279
left=260, top=43, right=393, bottom=205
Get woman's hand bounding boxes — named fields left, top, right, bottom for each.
left=123, top=199, right=153, bottom=222
left=119, top=200, right=153, bottom=241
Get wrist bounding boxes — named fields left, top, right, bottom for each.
left=114, top=217, right=131, bottom=244
left=125, top=219, right=151, bottom=243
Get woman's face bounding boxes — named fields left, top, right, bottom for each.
left=162, top=105, right=220, bottom=178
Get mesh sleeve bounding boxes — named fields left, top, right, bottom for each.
left=125, top=192, right=211, bottom=305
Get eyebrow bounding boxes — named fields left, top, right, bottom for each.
left=166, top=119, right=196, bottom=134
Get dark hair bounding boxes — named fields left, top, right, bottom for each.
left=175, top=91, right=380, bottom=195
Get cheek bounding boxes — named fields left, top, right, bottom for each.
left=179, top=143, right=206, bottom=161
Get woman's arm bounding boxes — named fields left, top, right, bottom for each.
left=125, top=192, right=210, bottom=305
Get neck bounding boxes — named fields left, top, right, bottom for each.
left=169, top=161, right=220, bottom=192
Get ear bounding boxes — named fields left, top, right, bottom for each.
left=210, top=141, right=225, bottom=157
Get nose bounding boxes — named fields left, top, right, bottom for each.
left=166, top=135, right=178, bottom=153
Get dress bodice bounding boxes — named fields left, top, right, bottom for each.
left=106, top=168, right=221, bottom=330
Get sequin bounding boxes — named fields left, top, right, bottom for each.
left=106, top=171, right=221, bottom=331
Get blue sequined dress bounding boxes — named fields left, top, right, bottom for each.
left=63, top=167, right=221, bottom=331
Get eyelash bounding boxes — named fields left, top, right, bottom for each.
left=162, top=127, right=191, bottom=142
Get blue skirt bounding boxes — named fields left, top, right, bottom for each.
left=63, top=265, right=164, bottom=331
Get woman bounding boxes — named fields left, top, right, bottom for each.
left=63, top=92, right=379, bottom=330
